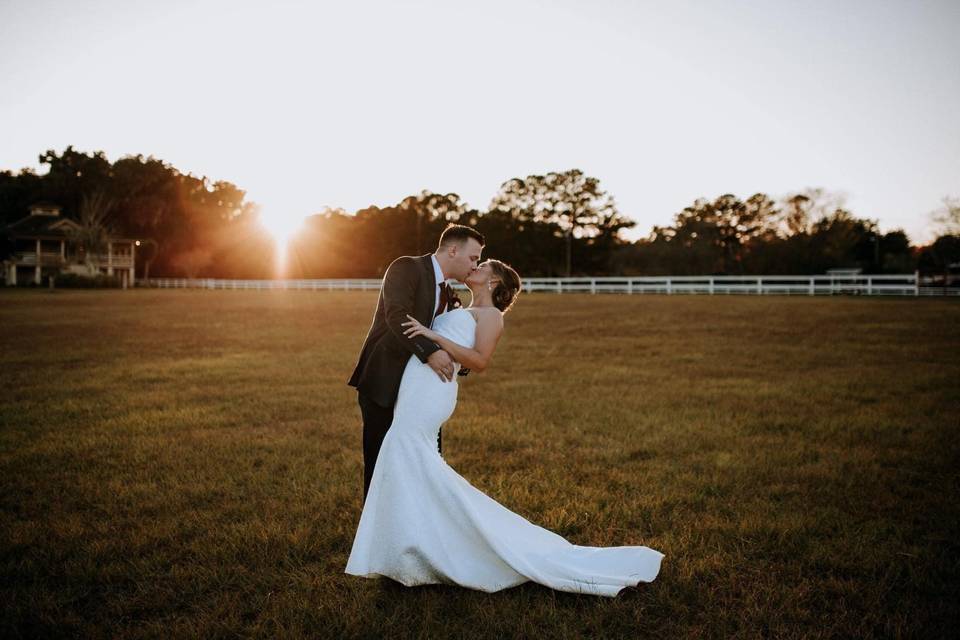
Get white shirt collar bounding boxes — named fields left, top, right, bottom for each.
left=430, top=254, right=446, bottom=287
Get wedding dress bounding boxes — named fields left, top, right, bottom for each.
left=345, top=308, right=663, bottom=596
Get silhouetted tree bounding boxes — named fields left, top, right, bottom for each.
left=68, top=190, right=116, bottom=274
left=398, top=191, right=468, bottom=255
left=648, top=193, right=779, bottom=274
left=917, top=234, right=960, bottom=283
left=1, top=147, right=267, bottom=278
left=0, top=148, right=930, bottom=279
left=488, top=169, right=634, bottom=276
left=930, top=196, right=960, bottom=236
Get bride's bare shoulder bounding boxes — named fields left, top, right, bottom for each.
left=471, top=306, right=504, bottom=328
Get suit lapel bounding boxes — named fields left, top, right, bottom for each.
left=420, top=254, right=437, bottom=289
left=418, top=254, right=436, bottom=324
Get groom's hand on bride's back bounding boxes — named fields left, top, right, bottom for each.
left=427, top=350, right=455, bottom=382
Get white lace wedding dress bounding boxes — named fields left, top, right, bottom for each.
left=345, top=308, right=663, bottom=596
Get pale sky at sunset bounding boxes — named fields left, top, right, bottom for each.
left=1, top=0, right=957, bottom=244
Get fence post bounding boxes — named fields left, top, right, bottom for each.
left=867, top=276, right=873, bottom=296
left=914, top=270, right=919, bottom=296
left=757, top=278, right=762, bottom=295
left=627, top=279, right=633, bottom=295
left=709, top=278, right=714, bottom=295
left=809, top=277, right=814, bottom=295
left=666, top=278, right=672, bottom=295
left=590, top=279, right=596, bottom=295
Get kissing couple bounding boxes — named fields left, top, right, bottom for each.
left=345, top=223, right=663, bottom=596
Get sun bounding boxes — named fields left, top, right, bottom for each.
left=261, top=212, right=303, bottom=246
left=258, top=208, right=306, bottom=274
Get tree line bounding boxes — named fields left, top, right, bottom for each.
left=2, top=147, right=957, bottom=279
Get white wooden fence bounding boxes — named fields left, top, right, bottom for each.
left=144, top=274, right=958, bottom=296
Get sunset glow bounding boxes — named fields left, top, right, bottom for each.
left=258, top=207, right=306, bottom=274
left=260, top=212, right=304, bottom=247
left=1, top=1, right=958, bottom=244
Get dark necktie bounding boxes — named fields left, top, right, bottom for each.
left=434, top=282, right=449, bottom=319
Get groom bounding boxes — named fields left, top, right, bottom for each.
left=348, top=224, right=485, bottom=501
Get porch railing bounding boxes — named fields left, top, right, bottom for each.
left=10, top=252, right=133, bottom=268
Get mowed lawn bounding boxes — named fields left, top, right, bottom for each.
left=1, top=289, right=958, bottom=639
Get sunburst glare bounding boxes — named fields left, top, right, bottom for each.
left=259, top=208, right=305, bottom=275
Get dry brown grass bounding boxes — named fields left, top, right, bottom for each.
left=1, top=289, right=958, bottom=639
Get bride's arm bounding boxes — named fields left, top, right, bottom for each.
left=402, top=312, right=503, bottom=374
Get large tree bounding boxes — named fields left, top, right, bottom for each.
left=398, top=190, right=469, bottom=255
left=916, top=227, right=960, bottom=283
left=930, top=196, right=960, bottom=236
left=488, top=169, right=634, bottom=275
left=649, top=193, right=780, bottom=274
left=0, top=147, right=267, bottom=278
left=774, top=188, right=848, bottom=238
left=68, top=190, right=116, bottom=274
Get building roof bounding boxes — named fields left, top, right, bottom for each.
left=7, top=214, right=80, bottom=238
left=6, top=211, right=139, bottom=242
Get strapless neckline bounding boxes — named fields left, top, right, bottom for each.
left=444, top=307, right=477, bottom=325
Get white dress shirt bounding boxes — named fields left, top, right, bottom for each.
left=429, top=254, right=446, bottom=328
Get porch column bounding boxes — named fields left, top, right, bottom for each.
left=60, top=240, right=65, bottom=261
left=130, top=241, right=136, bottom=287
left=107, top=242, right=114, bottom=276
left=6, top=263, right=15, bottom=286
left=34, top=239, right=41, bottom=284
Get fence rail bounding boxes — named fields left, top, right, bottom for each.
left=143, top=274, right=959, bottom=296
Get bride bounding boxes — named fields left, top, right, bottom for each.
left=344, top=259, right=664, bottom=596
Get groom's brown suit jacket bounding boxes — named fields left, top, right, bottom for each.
left=347, top=254, right=463, bottom=409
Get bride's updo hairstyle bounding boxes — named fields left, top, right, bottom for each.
left=488, top=260, right=522, bottom=313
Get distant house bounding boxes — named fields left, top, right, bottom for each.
left=3, top=203, right=137, bottom=287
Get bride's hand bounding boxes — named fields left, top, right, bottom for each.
left=402, top=314, right=439, bottom=341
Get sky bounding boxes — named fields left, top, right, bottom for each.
left=1, top=0, right=957, bottom=244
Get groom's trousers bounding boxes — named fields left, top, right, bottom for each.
left=359, top=392, right=441, bottom=502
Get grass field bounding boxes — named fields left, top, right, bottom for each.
left=1, top=289, right=958, bottom=639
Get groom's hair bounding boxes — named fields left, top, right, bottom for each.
left=438, top=223, right=484, bottom=249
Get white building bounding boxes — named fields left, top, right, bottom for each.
left=3, top=203, right=137, bottom=287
